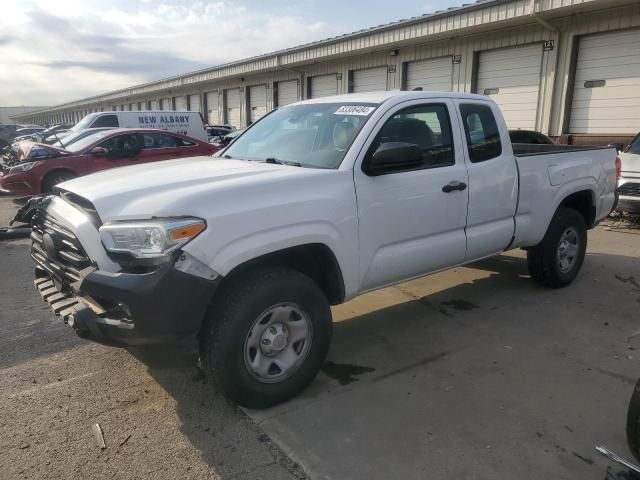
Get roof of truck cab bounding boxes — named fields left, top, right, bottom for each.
left=296, top=90, right=490, bottom=105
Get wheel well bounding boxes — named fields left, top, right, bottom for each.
left=42, top=169, right=76, bottom=193
left=223, top=244, right=345, bottom=305
left=559, top=190, right=596, bottom=228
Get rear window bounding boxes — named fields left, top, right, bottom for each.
left=459, top=104, right=502, bottom=162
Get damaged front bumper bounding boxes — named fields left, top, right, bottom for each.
left=34, top=263, right=219, bottom=346
left=30, top=195, right=219, bottom=347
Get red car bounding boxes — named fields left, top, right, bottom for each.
left=0, top=128, right=219, bottom=195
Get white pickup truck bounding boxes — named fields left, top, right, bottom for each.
left=28, top=91, right=618, bottom=408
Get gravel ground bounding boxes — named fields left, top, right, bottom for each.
left=0, top=195, right=306, bottom=480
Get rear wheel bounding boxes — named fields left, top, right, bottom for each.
left=527, top=207, right=587, bottom=288
left=42, top=170, right=76, bottom=193
left=200, top=266, right=332, bottom=408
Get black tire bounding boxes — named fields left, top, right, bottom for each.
left=527, top=207, right=587, bottom=288
left=627, top=378, right=640, bottom=463
left=200, top=266, right=332, bottom=409
left=42, top=170, right=76, bottom=193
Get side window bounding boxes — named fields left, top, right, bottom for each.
left=91, top=114, right=119, bottom=128
left=98, top=134, right=140, bottom=158
left=366, top=103, right=454, bottom=173
left=627, top=134, right=640, bottom=155
left=459, top=104, right=502, bottom=162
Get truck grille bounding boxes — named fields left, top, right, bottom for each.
left=618, top=183, right=640, bottom=197
left=31, top=212, right=92, bottom=287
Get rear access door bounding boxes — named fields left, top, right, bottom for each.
left=453, top=99, right=518, bottom=260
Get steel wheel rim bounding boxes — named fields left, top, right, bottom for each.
left=244, top=303, right=313, bottom=383
left=557, top=226, right=579, bottom=273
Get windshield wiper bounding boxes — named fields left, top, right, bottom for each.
left=264, top=157, right=301, bottom=167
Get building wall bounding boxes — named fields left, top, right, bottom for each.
left=16, top=0, right=640, bottom=145
left=0, top=106, right=48, bottom=124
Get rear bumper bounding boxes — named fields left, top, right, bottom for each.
left=616, top=176, right=640, bottom=213
left=34, top=263, right=219, bottom=347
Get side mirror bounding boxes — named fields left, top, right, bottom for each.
left=89, top=146, right=108, bottom=157
left=365, top=142, right=423, bottom=176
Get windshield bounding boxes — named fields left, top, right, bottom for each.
left=72, top=113, right=98, bottom=132
left=67, top=130, right=113, bottom=152
left=223, top=103, right=378, bottom=169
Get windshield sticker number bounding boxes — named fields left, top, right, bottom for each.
left=334, top=106, right=375, bottom=116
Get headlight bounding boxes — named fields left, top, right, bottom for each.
left=99, top=218, right=205, bottom=265
left=8, top=161, right=41, bottom=173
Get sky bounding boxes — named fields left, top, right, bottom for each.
left=0, top=0, right=465, bottom=107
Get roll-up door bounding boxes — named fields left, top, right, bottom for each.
left=569, top=29, right=640, bottom=134
left=277, top=80, right=298, bottom=107
left=405, top=57, right=453, bottom=91
left=206, top=91, right=219, bottom=124
left=151, top=99, right=160, bottom=110
left=174, top=96, right=187, bottom=111
left=225, top=89, right=241, bottom=128
left=310, top=74, right=337, bottom=98
left=475, top=44, right=543, bottom=130
left=351, top=67, right=388, bottom=92
left=160, top=98, right=171, bottom=110
left=248, top=85, right=267, bottom=123
left=188, top=94, right=201, bottom=112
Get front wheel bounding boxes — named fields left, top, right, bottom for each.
left=200, top=266, right=332, bottom=409
left=527, top=207, right=587, bottom=288
left=42, top=170, right=76, bottom=193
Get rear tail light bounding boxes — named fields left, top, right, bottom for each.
left=615, top=156, right=622, bottom=180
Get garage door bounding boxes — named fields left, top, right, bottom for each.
left=406, top=57, right=453, bottom=91
left=174, top=96, right=187, bottom=111
left=569, top=29, right=640, bottom=134
left=188, top=94, right=201, bottom=112
left=151, top=99, right=160, bottom=110
left=352, top=67, right=388, bottom=93
left=248, top=85, right=267, bottom=123
left=476, top=44, right=543, bottom=130
left=161, top=98, right=171, bottom=110
left=206, top=92, right=219, bottom=124
left=310, top=74, right=337, bottom=98
left=225, top=89, right=241, bottom=129
left=277, top=80, right=298, bottom=107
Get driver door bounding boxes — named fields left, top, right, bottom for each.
left=354, top=99, right=469, bottom=292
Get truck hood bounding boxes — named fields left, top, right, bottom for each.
left=620, top=151, right=640, bottom=175
left=58, top=156, right=336, bottom=220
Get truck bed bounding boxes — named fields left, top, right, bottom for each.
left=512, top=145, right=617, bottom=248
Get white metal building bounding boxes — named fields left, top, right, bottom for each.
left=14, top=0, right=640, bottom=145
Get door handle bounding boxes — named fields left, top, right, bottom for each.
left=442, top=181, right=467, bottom=193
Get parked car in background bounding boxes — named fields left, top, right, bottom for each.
left=509, top=129, right=556, bottom=145
left=12, top=126, right=46, bottom=142
left=210, top=128, right=244, bottom=148
left=206, top=124, right=233, bottom=142
left=29, top=91, right=617, bottom=408
left=617, top=132, right=640, bottom=213
left=71, top=111, right=208, bottom=142
left=0, top=128, right=219, bottom=195
left=28, top=124, right=73, bottom=145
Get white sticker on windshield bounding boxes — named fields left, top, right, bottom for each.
left=334, top=105, right=375, bottom=116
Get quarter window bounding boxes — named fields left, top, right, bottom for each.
left=142, top=133, right=194, bottom=149
left=91, top=114, right=119, bottom=128
left=366, top=103, right=454, bottom=173
left=459, top=104, right=502, bottom=162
